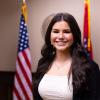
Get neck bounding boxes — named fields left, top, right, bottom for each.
left=55, top=50, right=71, bottom=63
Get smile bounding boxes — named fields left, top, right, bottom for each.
left=55, top=41, right=67, bottom=46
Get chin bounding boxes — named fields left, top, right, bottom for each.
left=56, top=47, right=69, bottom=51
left=55, top=45, right=71, bottom=51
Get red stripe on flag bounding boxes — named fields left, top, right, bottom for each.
left=23, top=50, right=31, bottom=70
left=84, top=3, right=89, bottom=38
left=17, top=56, right=32, bottom=91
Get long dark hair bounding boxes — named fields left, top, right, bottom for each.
left=33, top=13, right=91, bottom=99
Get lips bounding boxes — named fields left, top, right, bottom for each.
left=55, top=41, right=67, bottom=46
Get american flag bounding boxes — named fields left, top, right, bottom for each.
left=13, top=2, right=33, bottom=100
left=83, top=0, right=93, bottom=59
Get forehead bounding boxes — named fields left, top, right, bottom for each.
left=52, top=21, right=70, bottom=29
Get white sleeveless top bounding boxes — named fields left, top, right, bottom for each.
left=38, top=74, right=73, bottom=100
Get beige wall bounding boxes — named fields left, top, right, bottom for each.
left=0, top=0, right=100, bottom=72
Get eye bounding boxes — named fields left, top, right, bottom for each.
left=52, top=29, right=59, bottom=33
left=63, top=29, right=71, bottom=34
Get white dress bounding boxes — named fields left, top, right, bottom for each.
left=38, top=74, right=73, bottom=100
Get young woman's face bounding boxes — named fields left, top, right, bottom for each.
left=50, top=21, right=74, bottom=52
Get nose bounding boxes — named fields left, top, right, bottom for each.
left=58, top=32, right=64, bottom=39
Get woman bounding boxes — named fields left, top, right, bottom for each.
left=33, top=13, right=100, bottom=100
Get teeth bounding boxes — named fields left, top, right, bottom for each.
left=56, top=41, right=67, bottom=43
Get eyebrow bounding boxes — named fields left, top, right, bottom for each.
left=52, top=29, right=71, bottom=31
